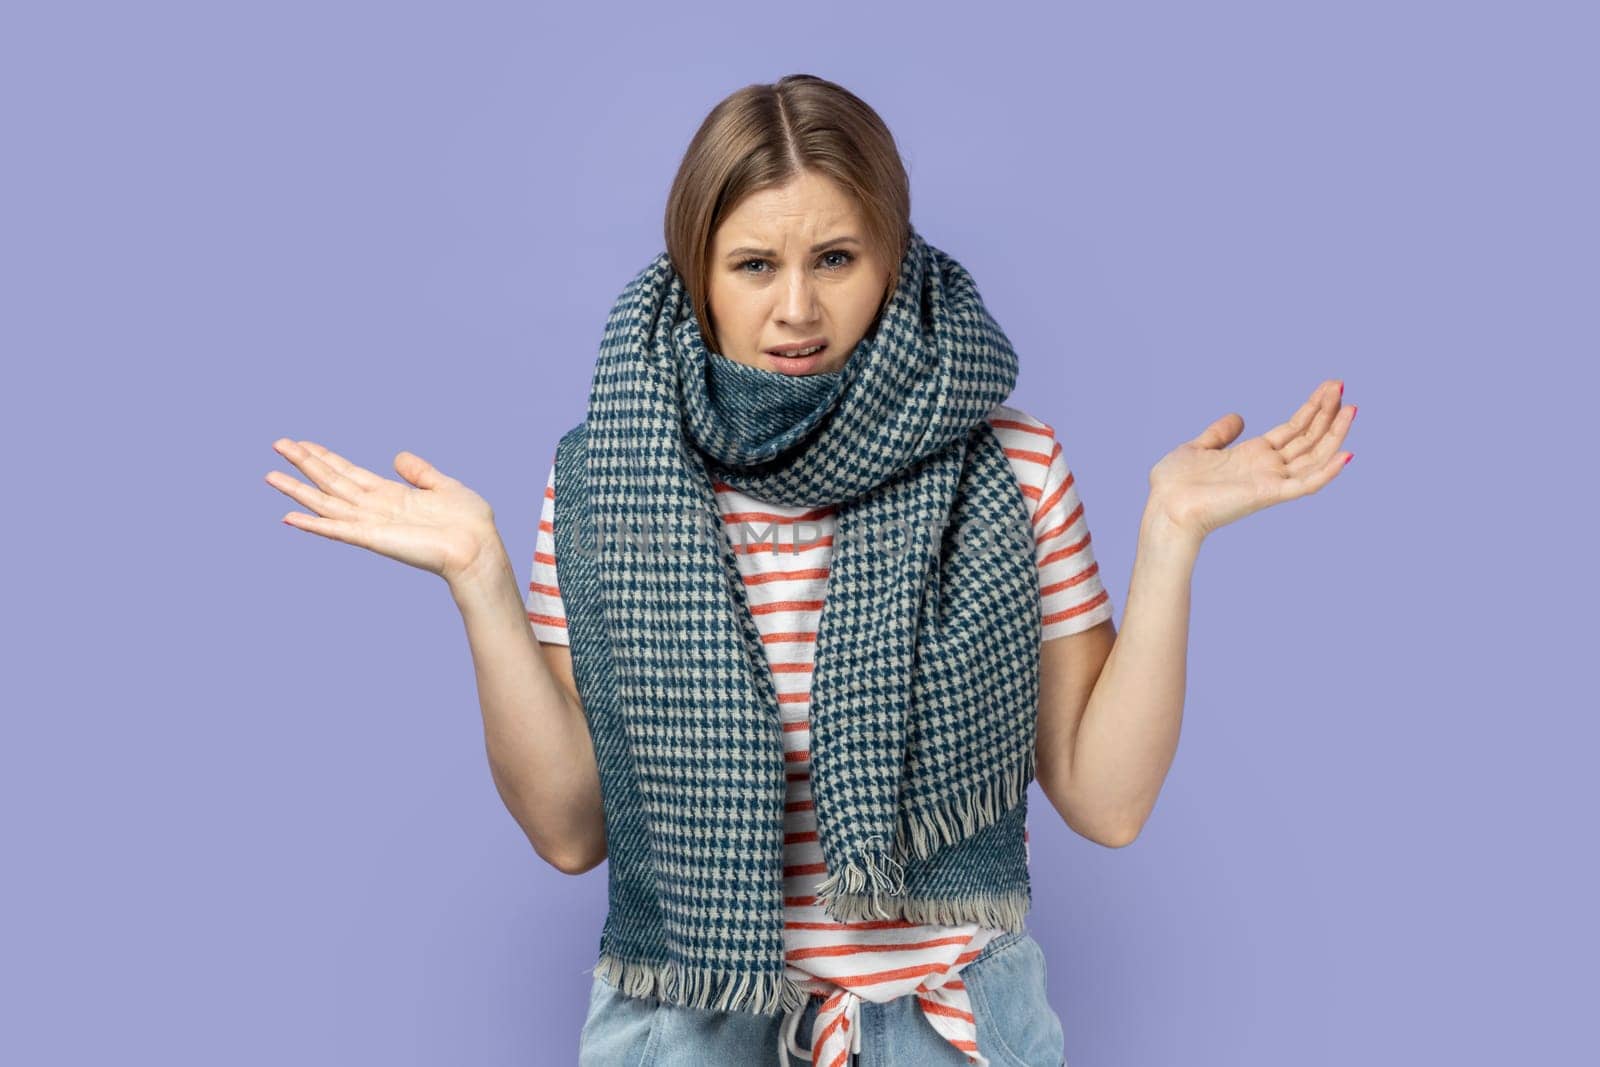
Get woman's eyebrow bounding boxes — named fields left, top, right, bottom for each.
left=724, top=236, right=862, bottom=258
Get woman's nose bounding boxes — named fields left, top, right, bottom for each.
left=778, top=273, right=820, bottom=324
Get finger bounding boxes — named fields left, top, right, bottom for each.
left=1192, top=413, right=1245, bottom=450
left=264, top=468, right=360, bottom=522
left=1280, top=446, right=1352, bottom=501
left=271, top=439, right=366, bottom=504
left=296, top=440, right=388, bottom=493
left=394, top=450, right=453, bottom=491
left=1286, top=403, right=1356, bottom=479
left=1280, top=381, right=1345, bottom=464
left=1261, top=379, right=1341, bottom=451
left=280, top=509, right=370, bottom=546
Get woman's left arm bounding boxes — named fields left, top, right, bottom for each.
left=1035, top=379, right=1357, bottom=847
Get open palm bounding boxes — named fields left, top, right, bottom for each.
left=1149, top=379, right=1357, bottom=541
left=265, top=439, right=501, bottom=585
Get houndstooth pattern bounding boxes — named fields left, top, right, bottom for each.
left=557, top=229, right=1042, bottom=1016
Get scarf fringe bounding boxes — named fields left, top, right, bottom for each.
left=802, top=884, right=1034, bottom=930
left=588, top=952, right=812, bottom=1016
left=813, top=758, right=1034, bottom=924
left=811, top=847, right=907, bottom=920
left=897, top=754, right=1033, bottom=861
left=584, top=886, right=1031, bottom=1016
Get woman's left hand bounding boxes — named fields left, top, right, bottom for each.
left=1147, top=378, right=1356, bottom=542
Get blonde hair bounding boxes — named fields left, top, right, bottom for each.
left=663, top=73, right=911, bottom=355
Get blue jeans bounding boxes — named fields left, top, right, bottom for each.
left=577, top=928, right=1067, bottom=1066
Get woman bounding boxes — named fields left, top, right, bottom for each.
left=266, top=74, right=1356, bottom=1067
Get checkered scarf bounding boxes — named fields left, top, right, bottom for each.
left=554, top=229, right=1041, bottom=1015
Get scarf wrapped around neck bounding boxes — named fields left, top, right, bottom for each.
left=552, top=228, right=1042, bottom=1016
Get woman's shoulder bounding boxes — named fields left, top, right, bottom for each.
left=985, top=402, right=1056, bottom=441
left=985, top=401, right=1060, bottom=462
left=984, top=402, right=1066, bottom=500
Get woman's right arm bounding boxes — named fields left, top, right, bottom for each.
left=449, top=552, right=607, bottom=876
left=266, top=438, right=606, bottom=876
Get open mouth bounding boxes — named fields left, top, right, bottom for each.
left=766, top=341, right=827, bottom=358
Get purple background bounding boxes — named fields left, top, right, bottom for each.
left=5, top=2, right=1595, bottom=1064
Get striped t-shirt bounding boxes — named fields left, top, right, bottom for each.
left=526, top=403, right=1114, bottom=1066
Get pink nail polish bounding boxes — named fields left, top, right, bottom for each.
left=1344, top=453, right=1353, bottom=465
left=1350, top=404, right=1357, bottom=420
left=1338, top=381, right=1345, bottom=397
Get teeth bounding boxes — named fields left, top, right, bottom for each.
left=779, top=344, right=823, bottom=357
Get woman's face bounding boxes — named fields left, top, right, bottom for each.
left=706, top=170, right=895, bottom=377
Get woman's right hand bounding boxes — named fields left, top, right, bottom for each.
left=266, top=438, right=505, bottom=589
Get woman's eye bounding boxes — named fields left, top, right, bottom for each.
left=738, top=251, right=854, bottom=275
